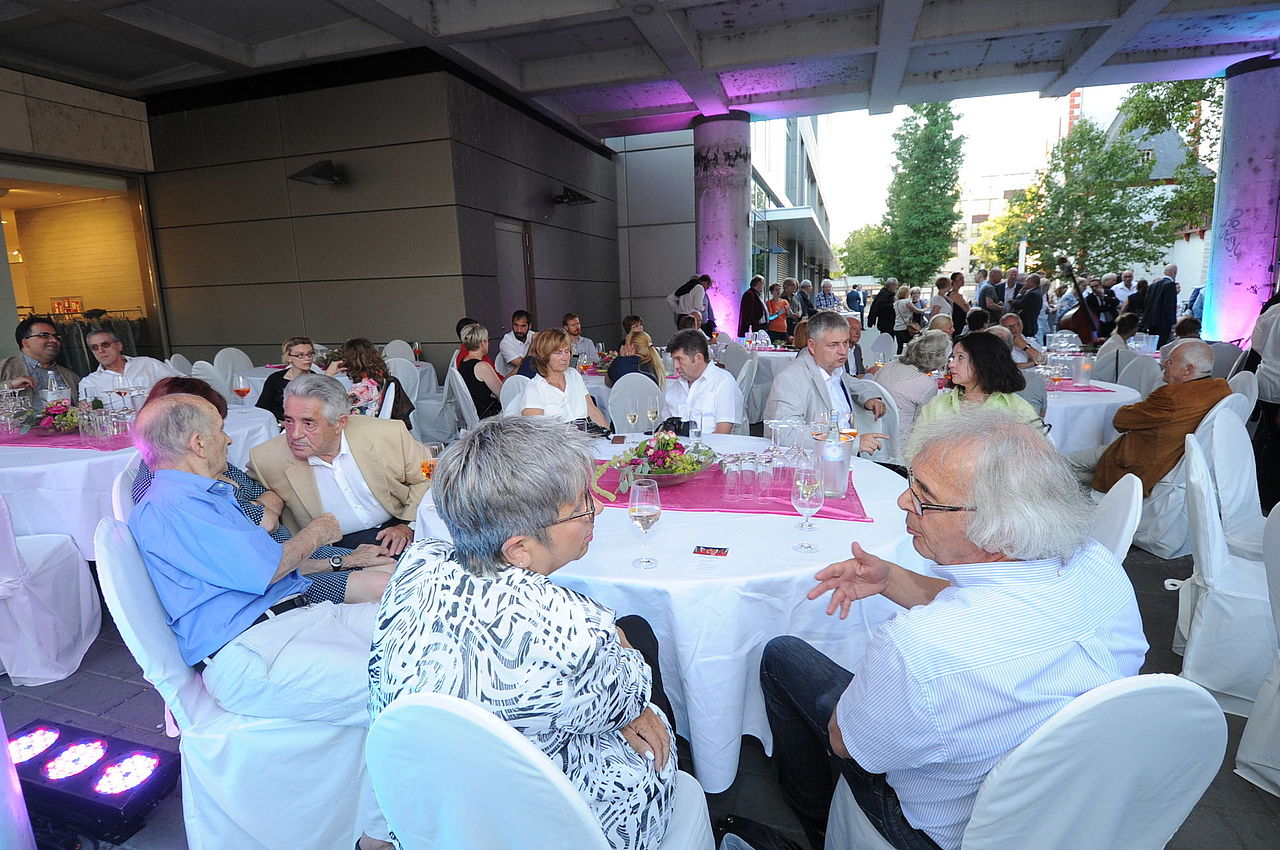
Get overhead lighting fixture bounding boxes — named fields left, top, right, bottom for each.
left=288, top=159, right=345, bottom=185
left=551, top=185, right=596, bottom=206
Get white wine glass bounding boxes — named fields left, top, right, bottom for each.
left=232, top=375, right=251, bottom=406
left=791, top=466, right=824, bottom=553
left=629, top=478, right=661, bottom=569
left=645, top=396, right=661, bottom=433
left=625, top=399, right=640, bottom=434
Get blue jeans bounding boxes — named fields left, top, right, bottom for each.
left=760, top=636, right=941, bottom=850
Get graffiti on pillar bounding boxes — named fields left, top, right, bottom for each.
left=694, top=145, right=751, bottom=191
left=1219, top=208, right=1246, bottom=261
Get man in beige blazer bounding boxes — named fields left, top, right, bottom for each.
left=249, top=374, right=429, bottom=554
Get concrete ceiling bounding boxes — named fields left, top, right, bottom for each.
left=0, top=0, right=1277, bottom=141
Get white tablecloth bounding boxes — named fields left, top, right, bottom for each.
left=550, top=434, right=928, bottom=793
left=1043, top=380, right=1140, bottom=454
left=582, top=373, right=612, bottom=419
left=237, top=363, right=438, bottom=410
left=223, top=405, right=280, bottom=468
left=746, top=350, right=797, bottom=423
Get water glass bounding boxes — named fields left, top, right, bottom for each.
left=628, top=478, right=661, bottom=569
left=739, top=454, right=758, bottom=501
left=722, top=455, right=741, bottom=502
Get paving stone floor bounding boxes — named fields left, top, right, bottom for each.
left=2, top=546, right=1277, bottom=849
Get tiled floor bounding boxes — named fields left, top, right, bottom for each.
left=3, top=547, right=1278, bottom=849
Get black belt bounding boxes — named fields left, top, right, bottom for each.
left=192, top=595, right=309, bottom=673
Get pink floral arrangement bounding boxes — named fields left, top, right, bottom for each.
left=17, top=399, right=80, bottom=433
left=347, top=378, right=381, bottom=416
left=603, top=429, right=715, bottom=492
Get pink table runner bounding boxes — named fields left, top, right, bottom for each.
left=0, top=429, right=134, bottom=452
left=594, top=461, right=871, bottom=522
left=1052, top=383, right=1114, bottom=393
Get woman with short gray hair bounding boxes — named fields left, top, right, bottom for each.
left=368, top=416, right=678, bottom=850
left=873, top=329, right=949, bottom=451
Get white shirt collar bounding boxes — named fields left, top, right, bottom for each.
left=307, top=431, right=350, bottom=469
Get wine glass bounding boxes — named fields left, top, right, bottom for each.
left=110, top=373, right=133, bottom=410
left=688, top=416, right=702, bottom=448
left=791, top=466, right=825, bottom=553
left=625, top=399, right=640, bottom=433
left=628, top=478, right=661, bottom=569
left=423, top=441, right=444, bottom=478
left=809, top=410, right=831, bottom=442
left=232, top=375, right=252, bottom=406
left=645, top=396, right=661, bottom=433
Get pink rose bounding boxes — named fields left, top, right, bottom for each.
left=39, top=416, right=53, bottom=428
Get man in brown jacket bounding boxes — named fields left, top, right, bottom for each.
left=1066, top=340, right=1229, bottom=496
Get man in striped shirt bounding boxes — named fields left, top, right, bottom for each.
left=760, top=409, right=1147, bottom=850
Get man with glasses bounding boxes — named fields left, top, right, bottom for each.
left=77, top=329, right=178, bottom=408
left=1, top=315, right=80, bottom=403
left=755, top=409, right=1145, bottom=850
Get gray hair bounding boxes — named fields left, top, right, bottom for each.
left=885, top=277, right=898, bottom=288
left=807, top=310, right=848, bottom=342
left=1101, top=272, right=1117, bottom=286
left=432, top=417, right=594, bottom=577
left=1176, top=339, right=1214, bottom=377
left=134, top=394, right=218, bottom=468
left=987, top=325, right=1013, bottom=345
left=460, top=323, right=489, bottom=350
left=283, top=373, right=348, bottom=423
left=908, top=408, right=1094, bottom=561
left=800, top=280, right=813, bottom=290
left=901, top=329, right=951, bottom=372
left=87, top=328, right=120, bottom=344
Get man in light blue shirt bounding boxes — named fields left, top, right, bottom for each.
left=758, top=409, right=1146, bottom=850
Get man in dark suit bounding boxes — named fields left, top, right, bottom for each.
left=1011, top=273, right=1044, bottom=338
left=1141, top=264, right=1179, bottom=347
left=866, top=279, right=897, bottom=335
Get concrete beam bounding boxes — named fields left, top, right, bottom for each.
left=698, top=10, right=878, bottom=73
left=616, top=0, right=728, bottom=116
left=1040, top=0, right=1170, bottom=98
left=868, top=0, right=924, bottom=115
left=424, top=0, right=618, bottom=39
left=521, top=47, right=669, bottom=94
left=251, top=19, right=402, bottom=67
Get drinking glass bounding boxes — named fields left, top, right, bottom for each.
left=722, top=455, right=741, bottom=502
left=628, top=478, right=661, bottom=569
left=688, top=418, right=702, bottom=447
left=809, top=410, right=831, bottom=442
left=739, top=453, right=758, bottom=502
left=791, top=466, right=825, bottom=553
left=110, top=373, right=133, bottom=410
left=423, top=442, right=444, bottom=478
left=645, top=397, right=661, bottom=433
left=762, top=417, right=785, bottom=459
left=625, top=399, right=640, bottom=432
left=232, top=375, right=251, bottom=406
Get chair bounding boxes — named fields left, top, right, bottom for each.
left=212, top=347, right=254, bottom=389
left=1211, top=341, right=1242, bottom=379
left=0, top=709, right=37, bottom=850
left=0, top=495, right=100, bottom=686
left=1116, top=355, right=1161, bottom=397
left=445, top=367, right=481, bottom=430
left=93, top=519, right=371, bottom=849
left=191, top=359, right=232, bottom=401
left=1208, top=409, right=1265, bottom=561
left=377, top=381, right=397, bottom=419
left=852, top=380, right=900, bottom=462
left=1228, top=370, right=1259, bottom=412
left=383, top=339, right=415, bottom=362
left=1170, top=435, right=1275, bottom=715
left=1235, top=509, right=1280, bottom=796
left=1093, top=474, right=1141, bottom=562
left=500, top=374, right=531, bottom=417
left=386, top=357, right=420, bottom=402
left=167, top=352, right=193, bottom=376
left=733, top=358, right=757, bottom=435
left=366, top=692, right=714, bottom=850
left=111, top=452, right=143, bottom=522
left=718, top=341, right=750, bottom=378
left=1094, top=346, right=1136, bottom=384
left=608, top=373, right=660, bottom=434
left=869, top=332, right=897, bottom=363
left=418, top=361, right=440, bottom=397
left=825, top=674, right=1225, bottom=850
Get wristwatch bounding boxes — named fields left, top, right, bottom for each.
left=329, top=554, right=345, bottom=571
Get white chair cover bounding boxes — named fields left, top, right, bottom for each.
left=733, top=358, right=757, bottom=435
left=418, top=361, right=440, bottom=396
left=383, top=339, right=415, bottom=362
left=1116, top=355, right=1161, bottom=397
left=1093, top=473, right=1142, bottom=562
left=607, top=373, right=660, bottom=434
left=191, top=359, right=232, bottom=401
left=1208, top=409, right=1265, bottom=561
left=1210, top=341, right=1242, bottom=379
left=0, top=495, right=100, bottom=686
left=0, top=710, right=37, bottom=850
left=500, top=374, right=531, bottom=417
left=446, top=367, right=481, bottom=429
left=1228, top=370, right=1259, bottom=411
left=1171, top=436, right=1275, bottom=716
left=1220, top=390, right=1253, bottom=424
left=377, top=381, right=397, bottom=419
left=93, top=519, right=372, bottom=850
left=111, top=452, right=143, bottom=521
left=719, top=342, right=750, bottom=378
left=1235, top=510, right=1280, bottom=796
left=869, top=333, right=897, bottom=362
left=386, top=357, right=420, bottom=402
left=366, top=692, right=714, bottom=850
left=825, top=674, right=1225, bottom=850
left=212, top=347, right=254, bottom=389
left=167, top=352, right=193, bottom=376
left=851, top=380, right=900, bottom=462
left=1094, top=346, right=1136, bottom=384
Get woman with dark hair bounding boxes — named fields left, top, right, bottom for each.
left=909, top=331, right=1037, bottom=454
left=338, top=337, right=414, bottom=428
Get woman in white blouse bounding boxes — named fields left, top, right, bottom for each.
left=521, top=327, right=610, bottom=428
left=874, top=329, right=949, bottom=450
left=368, top=417, right=677, bottom=850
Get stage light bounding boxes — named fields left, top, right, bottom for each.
left=8, top=719, right=179, bottom=844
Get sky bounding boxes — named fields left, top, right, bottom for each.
left=817, top=84, right=1134, bottom=243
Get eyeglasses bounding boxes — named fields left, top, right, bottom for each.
left=287, top=351, right=315, bottom=359
left=906, top=469, right=975, bottom=516
left=25, top=332, right=60, bottom=340
left=88, top=342, right=120, bottom=351
left=544, top=489, right=597, bottom=527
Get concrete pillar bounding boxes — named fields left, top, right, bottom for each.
left=1205, top=57, right=1280, bottom=345
left=693, top=112, right=751, bottom=338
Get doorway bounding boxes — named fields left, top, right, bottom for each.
left=493, top=217, right=534, bottom=333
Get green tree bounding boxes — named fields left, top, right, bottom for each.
left=970, top=186, right=1037, bottom=270
left=1001, top=118, right=1165, bottom=278
left=1120, top=79, right=1221, bottom=236
left=873, top=102, right=964, bottom=285
left=835, top=224, right=887, bottom=276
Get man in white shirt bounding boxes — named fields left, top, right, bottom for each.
left=765, top=311, right=886, bottom=436
left=662, top=329, right=741, bottom=433
left=78, top=329, right=179, bottom=407
left=563, top=313, right=597, bottom=364
left=759, top=409, right=1146, bottom=850
left=498, top=310, right=534, bottom=376
left=1111, top=269, right=1136, bottom=306
left=998, top=313, right=1045, bottom=368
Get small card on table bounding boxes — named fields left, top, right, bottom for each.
left=686, top=545, right=729, bottom=576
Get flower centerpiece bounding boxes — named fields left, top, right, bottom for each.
left=16, top=399, right=82, bottom=434
left=597, top=350, right=618, bottom=370
left=603, top=429, right=716, bottom=493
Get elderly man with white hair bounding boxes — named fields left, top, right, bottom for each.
left=814, top=278, right=841, bottom=311
left=1065, top=339, right=1229, bottom=495
left=757, top=409, right=1147, bottom=850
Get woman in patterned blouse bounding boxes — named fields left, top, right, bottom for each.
left=368, top=417, right=677, bottom=850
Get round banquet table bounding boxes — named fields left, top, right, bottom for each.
left=1042, top=380, right=1140, bottom=454
left=745, top=350, right=797, bottom=422
left=547, top=433, right=930, bottom=793
left=582, top=372, right=613, bottom=419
